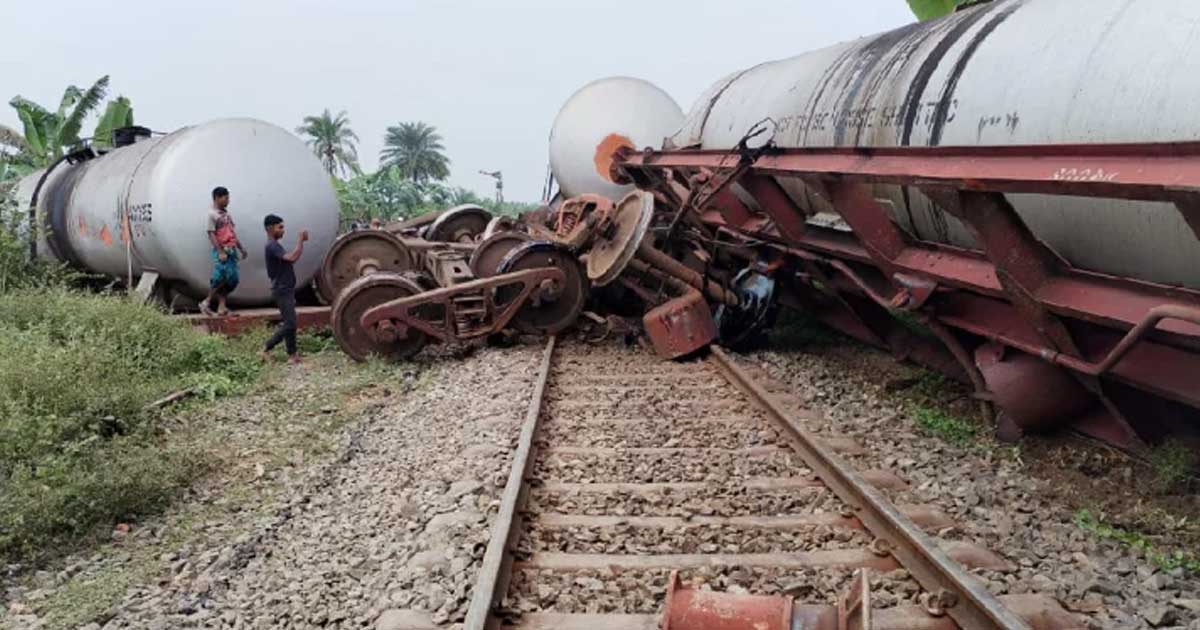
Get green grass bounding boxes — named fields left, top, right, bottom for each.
left=0, top=289, right=262, bottom=562
left=913, top=406, right=977, bottom=446
left=1149, top=439, right=1197, bottom=493
left=296, top=326, right=337, bottom=355
left=26, top=351, right=425, bottom=630
left=769, top=309, right=841, bottom=348
left=1075, top=509, right=1200, bottom=576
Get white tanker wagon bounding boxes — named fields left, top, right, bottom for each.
left=551, top=0, right=1200, bottom=450
left=16, top=118, right=340, bottom=307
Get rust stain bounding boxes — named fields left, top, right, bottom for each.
left=99, top=224, right=114, bottom=247
left=594, top=133, right=635, bottom=183
left=77, top=216, right=88, bottom=237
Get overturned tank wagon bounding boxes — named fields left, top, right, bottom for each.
left=16, top=118, right=340, bottom=306
left=549, top=76, right=684, bottom=200
left=582, top=0, right=1200, bottom=450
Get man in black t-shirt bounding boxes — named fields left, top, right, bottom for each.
left=261, top=214, right=309, bottom=364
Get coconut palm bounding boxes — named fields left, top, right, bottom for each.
left=379, top=121, right=450, bottom=184
left=8, top=76, right=110, bottom=167
left=296, top=109, right=360, bottom=178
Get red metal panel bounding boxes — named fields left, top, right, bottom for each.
left=739, top=174, right=810, bottom=242
left=616, top=142, right=1200, bottom=434
left=935, top=293, right=1200, bottom=408
left=620, top=142, right=1200, bottom=200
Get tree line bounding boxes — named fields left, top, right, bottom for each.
left=295, top=109, right=533, bottom=228
left=0, top=79, right=535, bottom=235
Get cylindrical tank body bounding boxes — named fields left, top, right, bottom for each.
left=673, top=0, right=1200, bottom=290
left=18, top=118, right=338, bottom=305
left=550, top=77, right=684, bottom=200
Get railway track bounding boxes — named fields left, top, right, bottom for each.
left=454, top=338, right=1084, bottom=630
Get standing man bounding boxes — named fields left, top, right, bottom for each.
left=261, top=214, right=309, bottom=364
left=201, top=186, right=248, bottom=316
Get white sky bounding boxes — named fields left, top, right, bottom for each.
left=0, top=1, right=914, bottom=201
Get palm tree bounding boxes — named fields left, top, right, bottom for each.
left=379, top=121, right=450, bottom=184
left=296, top=109, right=360, bottom=178
left=7, top=76, right=110, bottom=168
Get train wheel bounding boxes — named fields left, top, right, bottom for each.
left=318, top=230, right=414, bottom=304
left=331, top=273, right=428, bottom=362
left=496, top=241, right=588, bottom=335
left=425, top=205, right=493, bottom=243
left=586, top=190, right=653, bottom=286
left=469, top=231, right=532, bottom=278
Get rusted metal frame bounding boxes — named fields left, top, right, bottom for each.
left=838, top=570, right=872, bottom=630
left=709, top=346, right=1031, bottom=630
left=798, top=180, right=1000, bottom=415
left=665, top=162, right=753, bottom=243
left=618, top=142, right=1200, bottom=201
left=922, top=316, right=996, bottom=425
left=791, top=257, right=887, bottom=348
left=698, top=195, right=1200, bottom=404
left=462, top=337, right=556, bottom=630
left=922, top=188, right=1140, bottom=443
left=935, top=293, right=1200, bottom=408
left=689, top=184, right=1200, bottom=341
left=788, top=226, right=1200, bottom=341
left=739, top=174, right=810, bottom=242
left=619, top=140, right=1200, bottom=276
left=1172, top=192, right=1200, bottom=241
left=358, top=268, right=563, bottom=343
left=921, top=188, right=1080, bottom=353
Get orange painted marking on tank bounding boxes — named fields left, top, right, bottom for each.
left=77, top=216, right=88, bottom=237
left=99, top=224, right=114, bottom=247
left=594, top=133, right=634, bottom=183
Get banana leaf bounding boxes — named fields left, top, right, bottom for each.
left=92, top=97, right=134, bottom=149
left=908, top=0, right=960, bottom=20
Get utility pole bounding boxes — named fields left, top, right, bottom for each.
left=479, top=170, right=503, bottom=204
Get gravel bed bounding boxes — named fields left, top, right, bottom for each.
left=522, top=523, right=870, bottom=554
left=528, top=487, right=843, bottom=518
left=539, top=417, right=781, bottom=449
left=545, top=396, right=760, bottom=423
left=534, top=449, right=808, bottom=483
left=506, top=566, right=922, bottom=614
left=4, top=344, right=544, bottom=630
left=744, top=346, right=1200, bottom=629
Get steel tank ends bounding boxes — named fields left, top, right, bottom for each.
left=549, top=76, right=684, bottom=200
left=18, top=118, right=339, bottom=305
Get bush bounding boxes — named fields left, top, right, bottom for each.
left=0, top=289, right=260, bottom=560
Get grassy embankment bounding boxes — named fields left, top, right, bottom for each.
left=0, top=289, right=262, bottom=562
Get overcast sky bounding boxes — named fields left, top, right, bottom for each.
left=0, top=1, right=914, bottom=201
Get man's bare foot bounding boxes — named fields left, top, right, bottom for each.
left=287, top=354, right=303, bottom=365
left=259, top=350, right=272, bottom=363
left=199, top=300, right=216, bottom=317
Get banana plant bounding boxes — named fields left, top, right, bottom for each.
left=908, top=0, right=971, bottom=20
left=6, top=76, right=110, bottom=167
left=92, top=97, right=134, bottom=150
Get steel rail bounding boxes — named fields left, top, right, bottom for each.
left=708, top=346, right=1031, bottom=630
left=463, top=336, right=557, bottom=630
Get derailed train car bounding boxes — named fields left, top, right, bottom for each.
left=554, top=0, right=1200, bottom=451
left=16, top=119, right=340, bottom=306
